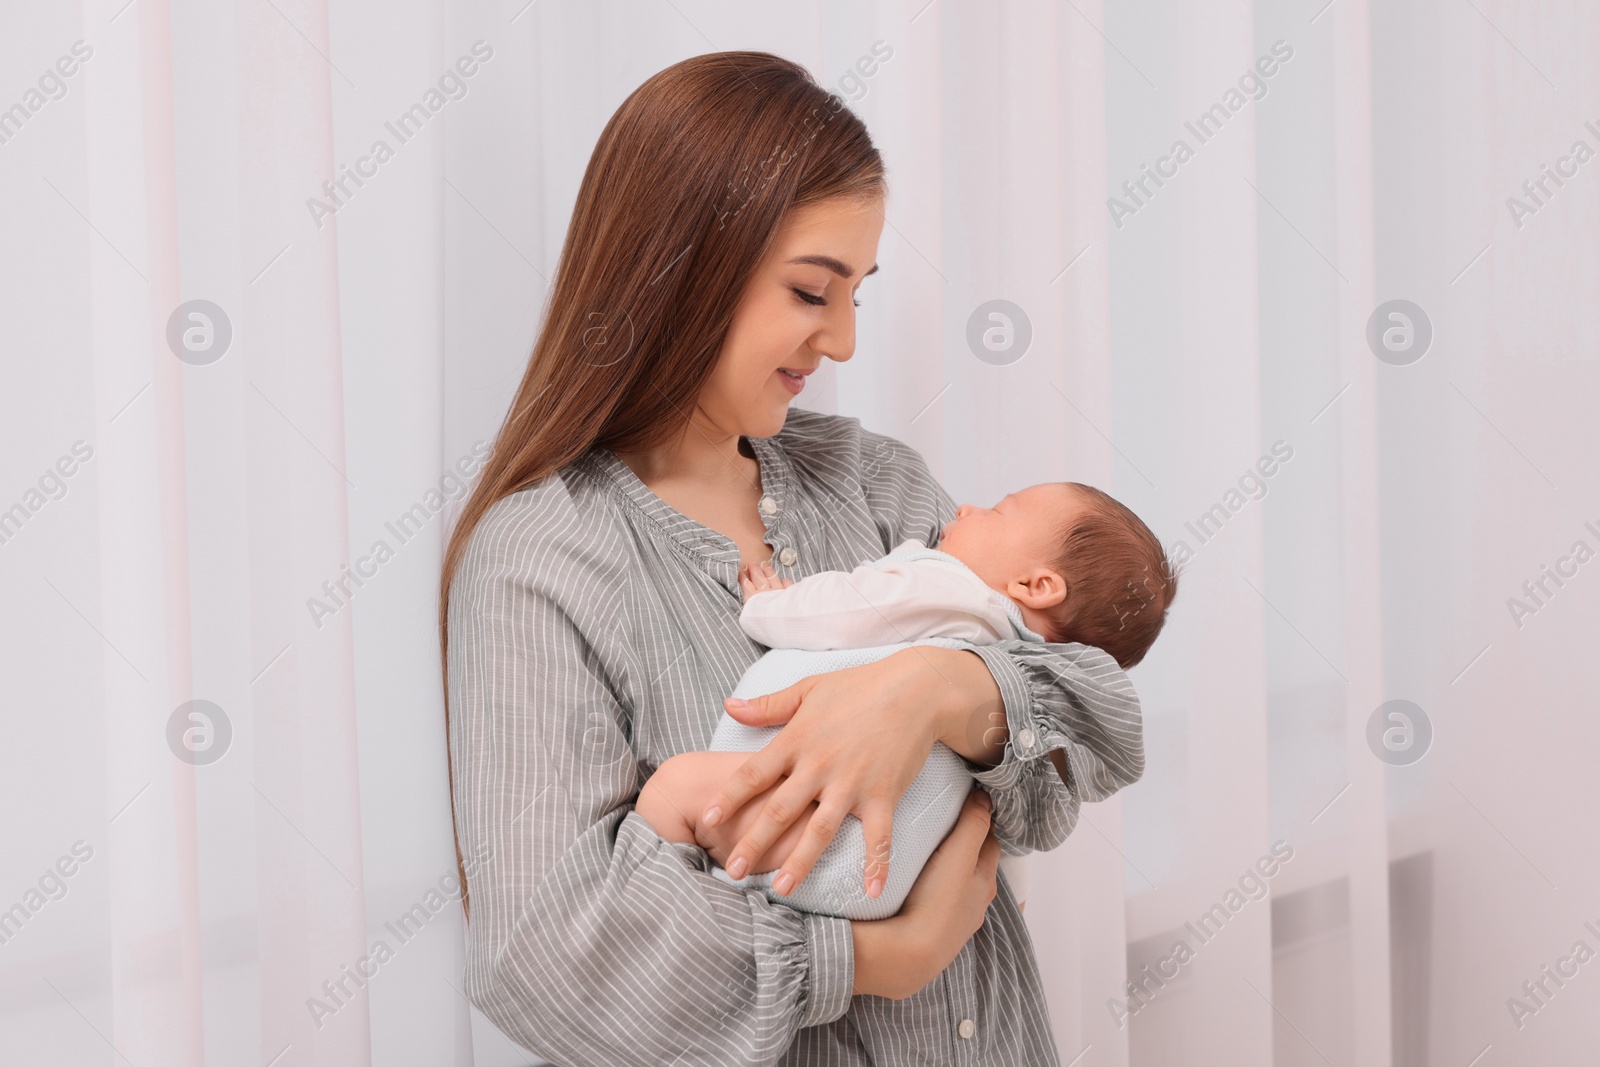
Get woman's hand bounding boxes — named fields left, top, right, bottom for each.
left=700, top=645, right=1005, bottom=899
left=851, top=788, right=1000, bottom=999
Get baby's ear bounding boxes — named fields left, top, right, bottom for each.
left=1014, top=568, right=1068, bottom=609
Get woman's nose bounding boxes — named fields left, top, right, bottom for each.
left=813, top=304, right=858, bottom=364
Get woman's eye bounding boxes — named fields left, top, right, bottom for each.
left=792, top=288, right=827, bottom=306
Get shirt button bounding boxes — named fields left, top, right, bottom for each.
left=958, top=1018, right=975, bottom=1039
left=1018, top=728, right=1036, bottom=749
left=760, top=495, right=778, bottom=515
left=778, top=546, right=798, bottom=566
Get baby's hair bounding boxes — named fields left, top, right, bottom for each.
left=1039, top=483, right=1177, bottom=669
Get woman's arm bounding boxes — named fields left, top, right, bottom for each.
left=896, top=639, right=1144, bottom=852
left=706, top=635, right=1140, bottom=896
left=448, top=496, right=852, bottom=1067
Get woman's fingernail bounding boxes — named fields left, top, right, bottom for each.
left=725, top=697, right=748, bottom=708
left=773, top=871, right=794, bottom=894
left=867, top=877, right=884, bottom=898
left=703, top=806, right=722, bottom=827
left=728, top=856, right=747, bottom=879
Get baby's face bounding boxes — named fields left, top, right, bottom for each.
left=936, top=483, right=1081, bottom=591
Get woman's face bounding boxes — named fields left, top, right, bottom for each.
left=700, top=195, right=885, bottom=440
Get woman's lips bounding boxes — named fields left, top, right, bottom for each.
left=776, top=367, right=805, bottom=395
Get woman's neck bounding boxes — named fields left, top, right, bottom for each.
left=614, top=422, right=755, bottom=490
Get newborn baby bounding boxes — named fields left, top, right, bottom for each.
left=636, top=481, right=1176, bottom=920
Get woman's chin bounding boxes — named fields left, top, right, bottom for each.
left=748, top=401, right=792, bottom=438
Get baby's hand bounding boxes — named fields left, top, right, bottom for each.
left=740, top=559, right=794, bottom=599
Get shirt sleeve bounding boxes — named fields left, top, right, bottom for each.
left=738, top=555, right=1014, bottom=650
left=855, top=426, right=1147, bottom=854
left=953, top=638, right=1144, bottom=853
left=447, top=487, right=854, bottom=1067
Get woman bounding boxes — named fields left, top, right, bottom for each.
left=440, top=51, right=1143, bottom=1066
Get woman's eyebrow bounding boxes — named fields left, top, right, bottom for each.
left=787, top=254, right=879, bottom=279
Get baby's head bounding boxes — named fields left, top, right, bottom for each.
left=937, top=482, right=1177, bottom=668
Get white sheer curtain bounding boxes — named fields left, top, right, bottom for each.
left=3, top=1, right=1596, bottom=1065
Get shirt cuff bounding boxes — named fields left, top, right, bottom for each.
left=959, top=643, right=1057, bottom=791
left=798, top=913, right=854, bottom=1028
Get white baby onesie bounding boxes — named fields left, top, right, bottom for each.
left=706, top=539, right=1042, bottom=920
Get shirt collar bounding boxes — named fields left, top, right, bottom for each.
left=580, top=435, right=794, bottom=562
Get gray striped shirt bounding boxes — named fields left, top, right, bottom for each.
left=447, top=407, right=1144, bottom=1066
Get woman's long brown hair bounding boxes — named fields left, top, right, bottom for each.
left=440, top=52, right=885, bottom=915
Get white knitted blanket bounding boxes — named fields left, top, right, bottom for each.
left=707, top=638, right=979, bottom=920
